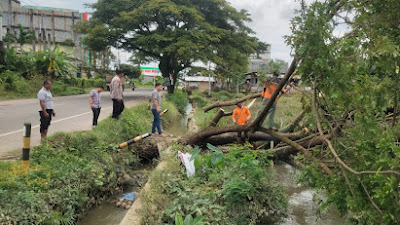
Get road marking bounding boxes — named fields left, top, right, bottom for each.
left=0, top=99, right=140, bottom=138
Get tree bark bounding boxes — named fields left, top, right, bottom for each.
left=209, top=108, right=233, bottom=127
left=262, top=128, right=333, bottom=175
left=279, top=109, right=306, bottom=133
left=203, top=93, right=261, bottom=112
left=209, top=108, right=226, bottom=127
left=189, top=129, right=308, bottom=147
left=204, top=131, right=278, bottom=146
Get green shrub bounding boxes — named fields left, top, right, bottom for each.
left=190, top=95, right=208, bottom=108
left=166, top=90, right=189, bottom=114
left=51, top=81, right=85, bottom=96
left=142, top=144, right=288, bottom=225
left=0, top=70, right=31, bottom=94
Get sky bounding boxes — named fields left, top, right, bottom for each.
left=18, top=0, right=307, bottom=64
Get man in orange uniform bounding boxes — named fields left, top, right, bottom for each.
left=232, top=102, right=251, bottom=144
left=256, top=72, right=286, bottom=129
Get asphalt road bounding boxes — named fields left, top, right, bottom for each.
left=0, top=88, right=153, bottom=158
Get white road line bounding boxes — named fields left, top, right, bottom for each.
left=0, top=97, right=143, bottom=138
left=0, top=105, right=114, bottom=138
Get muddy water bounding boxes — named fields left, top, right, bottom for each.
left=78, top=202, right=127, bottom=225
left=78, top=106, right=192, bottom=225
left=275, top=162, right=346, bottom=225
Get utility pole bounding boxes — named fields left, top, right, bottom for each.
left=236, top=75, right=239, bottom=94
left=0, top=10, right=3, bottom=42
left=208, top=61, right=211, bottom=96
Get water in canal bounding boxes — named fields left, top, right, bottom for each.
left=79, top=104, right=346, bottom=225
left=275, top=162, right=347, bottom=225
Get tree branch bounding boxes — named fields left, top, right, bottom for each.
left=360, top=179, right=383, bottom=216
left=251, top=58, right=298, bottom=128
left=203, top=93, right=261, bottom=112
left=312, top=84, right=400, bottom=176
left=261, top=127, right=333, bottom=176
left=279, top=109, right=307, bottom=133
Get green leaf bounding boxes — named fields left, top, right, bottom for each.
left=211, top=153, right=223, bottom=165
left=175, top=213, right=183, bottom=225
left=183, top=214, right=193, bottom=225
left=191, top=215, right=204, bottom=225
left=190, top=146, right=201, bottom=161
left=207, top=143, right=222, bottom=154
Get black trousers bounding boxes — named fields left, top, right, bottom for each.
left=237, top=131, right=249, bottom=139
left=112, top=99, right=124, bottom=119
left=39, top=109, right=53, bottom=133
left=92, top=107, right=101, bottom=126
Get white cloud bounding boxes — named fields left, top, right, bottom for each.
left=227, top=0, right=306, bottom=63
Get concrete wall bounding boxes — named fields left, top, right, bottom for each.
left=186, top=81, right=214, bottom=91
left=0, top=0, right=85, bottom=64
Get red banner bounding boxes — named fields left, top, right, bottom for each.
left=82, top=12, right=88, bottom=21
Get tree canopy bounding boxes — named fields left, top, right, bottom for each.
left=83, top=0, right=259, bottom=92
left=119, top=63, right=141, bottom=79
left=284, top=0, right=400, bottom=224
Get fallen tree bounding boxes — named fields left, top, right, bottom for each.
left=204, top=129, right=309, bottom=146
left=185, top=58, right=299, bottom=145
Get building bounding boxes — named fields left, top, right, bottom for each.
left=248, top=44, right=271, bottom=72
left=0, top=0, right=88, bottom=70
left=181, top=76, right=216, bottom=91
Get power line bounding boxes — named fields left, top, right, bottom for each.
left=25, top=0, right=41, bottom=7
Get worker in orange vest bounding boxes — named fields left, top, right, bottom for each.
left=256, top=72, right=286, bottom=129
left=232, top=102, right=251, bottom=144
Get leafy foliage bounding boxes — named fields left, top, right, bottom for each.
left=166, top=89, right=190, bottom=114
left=141, top=144, right=288, bottom=225
left=285, top=0, right=400, bottom=224
left=1, top=46, right=76, bottom=79
left=86, top=0, right=258, bottom=92
left=119, top=63, right=142, bottom=79
left=3, top=25, right=37, bottom=48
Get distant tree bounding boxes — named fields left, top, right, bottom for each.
left=266, top=59, right=288, bottom=74
left=119, top=63, right=142, bottom=79
left=87, top=0, right=257, bottom=93
left=251, top=37, right=269, bottom=59
left=75, top=20, right=118, bottom=71
left=3, top=25, right=36, bottom=51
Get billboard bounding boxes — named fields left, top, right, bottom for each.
left=141, top=67, right=161, bottom=76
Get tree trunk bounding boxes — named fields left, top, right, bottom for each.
left=209, top=108, right=230, bottom=127
left=93, top=52, right=97, bottom=78
left=0, top=41, right=5, bottom=67
left=205, top=132, right=279, bottom=146
left=167, top=85, right=175, bottom=93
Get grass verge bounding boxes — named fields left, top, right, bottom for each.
left=0, top=100, right=180, bottom=224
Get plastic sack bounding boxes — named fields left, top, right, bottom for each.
left=121, top=192, right=136, bottom=202
left=178, top=151, right=196, bottom=177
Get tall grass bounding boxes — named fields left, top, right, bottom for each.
left=166, top=89, right=189, bottom=114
